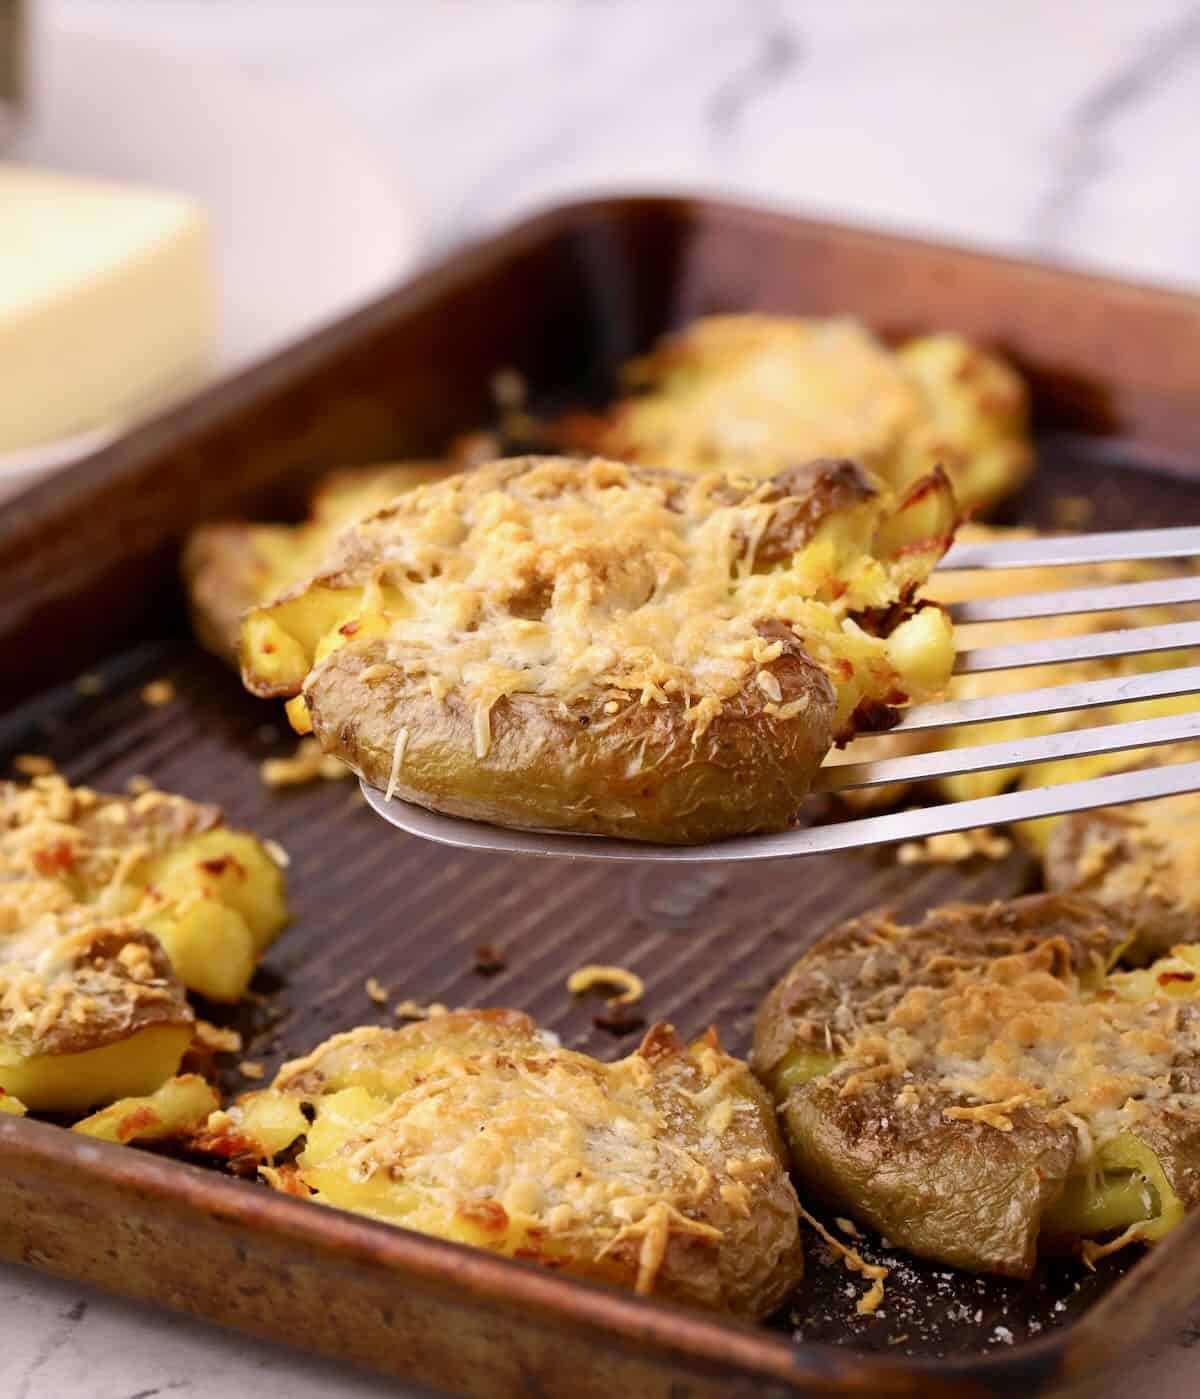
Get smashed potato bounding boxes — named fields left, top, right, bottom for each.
left=753, top=894, right=1200, bottom=1277
left=184, top=461, right=456, bottom=663
left=1, top=776, right=287, bottom=1002
left=1045, top=755, right=1200, bottom=959
left=558, top=316, right=1030, bottom=515
left=241, top=455, right=957, bottom=843
left=196, top=1010, right=803, bottom=1319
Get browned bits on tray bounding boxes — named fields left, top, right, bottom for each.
left=472, top=944, right=506, bottom=975
left=140, top=678, right=176, bottom=707
left=260, top=737, right=348, bottom=789
left=592, top=1003, right=648, bottom=1036
left=392, top=999, right=449, bottom=1021
left=568, top=965, right=648, bottom=1035
left=897, top=828, right=1013, bottom=865
left=11, top=754, right=55, bottom=777
left=194, top=1021, right=243, bottom=1055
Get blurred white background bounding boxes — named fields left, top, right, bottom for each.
left=42, top=0, right=1200, bottom=287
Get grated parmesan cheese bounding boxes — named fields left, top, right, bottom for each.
left=384, top=728, right=410, bottom=801
left=567, top=964, right=645, bottom=1007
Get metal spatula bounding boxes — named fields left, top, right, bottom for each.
left=363, top=526, right=1200, bottom=862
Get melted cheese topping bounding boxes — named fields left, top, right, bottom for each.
left=592, top=316, right=1030, bottom=513
left=215, top=1015, right=800, bottom=1308
left=827, top=934, right=1200, bottom=1153
left=249, top=456, right=956, bottom=746
left=615, top=317, right=923, bottom=473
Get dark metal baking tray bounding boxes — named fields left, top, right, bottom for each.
left=2, top=196, right=1199, bottom=1398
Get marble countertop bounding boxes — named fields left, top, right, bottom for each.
left=6, top=1, right=1200, bottom=1395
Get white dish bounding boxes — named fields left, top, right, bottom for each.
left=1, top=16, right=419, bottom=496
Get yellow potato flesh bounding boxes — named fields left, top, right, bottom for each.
left=144, top=829, right=286, bottom=952
left=236, top=1090, right=310, bottom=1158
left=1044, top=1133, right=1184, bottom=1243
left=136, top=828, right=287, bottom=1001
left=0, top=1023, right=191, bottom=1113
left=73, top=1073, right=219, bottom=1144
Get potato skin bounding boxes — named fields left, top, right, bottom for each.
left=784, top=1079, right=1077, bottom=1277
left=307, top=630, right=835, bottom=844
left=752, top=895, right=1139, bottom=1277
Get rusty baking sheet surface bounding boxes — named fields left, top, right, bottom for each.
left=2, top=433, right=1198, bottom=1374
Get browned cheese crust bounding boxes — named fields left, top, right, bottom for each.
left=753, top=894, right=1200, bottom=1277
left=198, top=1010, right=804, bottom=1320
left=241, top=455, right=958, bottom=843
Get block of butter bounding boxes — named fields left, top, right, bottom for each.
left=0, top=164, right=214, bottom=452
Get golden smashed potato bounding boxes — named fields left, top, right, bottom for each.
left=184, top=461, right=456, bottom=663
left=197, top=1010, right=804, bottom=1319
left=1, top=776, right=287, bottom=1003
left=1045, top=752, right=1200, bottom=959
left=754, top=894, right=1200, bottom=1278
left=558, top=316, right=1030, bottom=515
left=241, top=455, right=958, bottom=843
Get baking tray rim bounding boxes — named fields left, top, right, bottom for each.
left=8, top=1110, right=1187, bottom=1393
left=3, top=191, right=1200, bottom=1392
